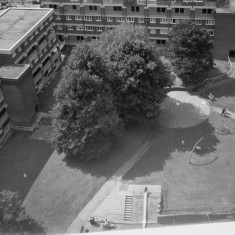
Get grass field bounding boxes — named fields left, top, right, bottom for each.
left=124, top=112, right=235, bottom=210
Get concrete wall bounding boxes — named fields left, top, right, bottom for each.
left=213, top=12, right=235, bottom=60
left=0, top=67, right=39, bottom=127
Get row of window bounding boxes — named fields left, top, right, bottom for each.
left=61, top=15, right=215, bottom=25
left=50, top=3, right=214, bottom=14
left=12, top=17, right=53, bottom=58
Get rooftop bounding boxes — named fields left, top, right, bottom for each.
left=0, top=8, right=52, bottom=52
left=0, top=64, right=30, bottom=80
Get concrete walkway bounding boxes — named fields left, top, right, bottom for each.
left=212, top=106, right=235, bottom=119
left=66, top=131, right=155, bottom=233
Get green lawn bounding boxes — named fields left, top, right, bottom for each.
left=200, top=79, right=235, bottom=113
left=0, top=131, right=53, bottom=200
left=21, top=124, right=151, bottom=233
left=123, top=112, right=235, bottom=210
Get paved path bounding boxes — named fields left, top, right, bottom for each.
left=66, top=131, right=155, bottom=233
left=211, top=106, right=235, bottom=119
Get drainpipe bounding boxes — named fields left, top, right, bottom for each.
left=142, top=186, right=148, bottom=228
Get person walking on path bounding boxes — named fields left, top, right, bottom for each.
left=221, top=106, right=230, bottom=117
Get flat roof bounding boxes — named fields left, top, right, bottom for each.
left=216, top=7, right=235, bottom=13
left=0, top=63, right=30, bottom=80
left=0, top=8, right=53, bottom=52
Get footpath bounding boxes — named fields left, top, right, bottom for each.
left=66, top=131, right=155, bottom=233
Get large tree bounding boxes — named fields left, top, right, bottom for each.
left=168, top=20, right=214, bottom=84
left=0, top=190, right=45, bottom=234
left=92, top=23, right=171, bottom=124
left=52, top=43, right=123, bottom=160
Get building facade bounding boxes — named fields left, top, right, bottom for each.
left=0, top=8, right=62, bottom=139
left=40, top=0, right=216, bottom=45
left=0, top=8, right=62, bottom=93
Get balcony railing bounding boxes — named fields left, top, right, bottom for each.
left=103, top=0, right=123, bottom=5
left=34, top=72, right=42, bottom=84
left=0, top=112, right=9, bottom=128
left=38, top=39, right=47, bottom=52
left=43, top=60, right=51, bottom=72
left=28, top=50, right=38, bottom=63
left=147, top=0, right=156, bottom=5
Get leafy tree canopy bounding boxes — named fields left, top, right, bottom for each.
left=168, top=20, right=214, bottom=84
left=92, top=23, right=171, bottom=124
left=52, top=43, right=123, bottom=160
left=0, top=190, right=45, bottom=234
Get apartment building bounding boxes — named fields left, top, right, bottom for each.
left=0, top=8, right=62, bottom=93
left=0, top=8, right=62, bottom=139
left=40, top=0, right=216, bottom=46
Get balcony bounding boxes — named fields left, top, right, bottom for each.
left=103, top=0, right=123, bottom=5
left=34, top=71, right=42, bottom=84
left=147, top=0, right=157, bottom=5
left=83, top=0, right=103, bottom=4
left=28, top=50, right=38, bottom=63
left=43, top=60, right=51, bottom=72
left=0, top=112, right=9, bottom=128
left=48, top=32, right=56, bottom=42
left=38, top=39, right=47, bottom=52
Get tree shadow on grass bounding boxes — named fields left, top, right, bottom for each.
left=199, top=79, right=235, bottom=99
left=63, top=124, right=153, bottom=179
left=123, top=119, right=220, bottom=180
left=0, top=131, right=53, bottom=201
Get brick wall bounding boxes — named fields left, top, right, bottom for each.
left=213, top=12, right=235, bottom=60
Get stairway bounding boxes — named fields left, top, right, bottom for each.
left=124, top=196, right=133, bottom=222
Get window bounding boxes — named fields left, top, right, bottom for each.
left=138, top=18, right=144, bottom=23
left=195, top=19, right=201, bottom=25
left=66, top=15, right=72, bottom=20
left=84, top=16, right=92, bottom=21
left=170, top=19, right=179, bottom=24
left=72, top=5, right=77, bottom=10
left=18, top=46, right=22, bottom=52
left=67, top=26, right=73, bottom=30
left=175, top=8, right=184, bottom=13
left=77, top=26, right=84, bottom=31
left=40, top=25, right=44, bottom=30
left=35, top=30, right=38, bottom=35
left=85, top=26, right=93, bottom=31
left=56, top=16, right=61, bottom=20
left=202, top=9, right=212, bottom=14
left=157, top=7, right=166, bottom=12
left=131, top=6, right=139, bottom=12
left=156, top=39, right=166, bottom=45
left=30, top=35, right=34, bottom=40
left=53, top=4, right=57, bottom=9
left=75, top=15, right=83, bottom=21
left=126, top=17, right=134, bottom=22
left=77, top=36, right=84, bottom=40
left=25, top=41, right=28, bottom=46
left=12, top=51, right=16, bottom=57
left=160, top=18, right=169, bottom=24
left=208, top=30, right=214, bottom=36
left=150, top=18, right=156, bottom=23
left=97, top=27, right=102, bottom=31
left=150, top=29, right=156, bottom=34
left=107, top=17, right=113, bottom=22
left=116, top=17, right=124, bottom=22
left=206, top=20, right=215, bottom=25
left=96, top=16, right=101, bottom=21
left=160, top=28, right=168, bottom=34
left=89, top=5, right=97, bottom=11
left=113, top=6, right=122, bottom=11
left=57, top=25, right=63, bottom=30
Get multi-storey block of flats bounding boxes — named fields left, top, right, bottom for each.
left=40, top=0, right=216, bottom=46
left=0, top=8, right=62, bottom=93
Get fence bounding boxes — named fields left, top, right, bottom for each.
left=192, top=56, right=234, bottom=92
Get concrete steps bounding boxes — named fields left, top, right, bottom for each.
left=124, top=196, right=133, bottom=222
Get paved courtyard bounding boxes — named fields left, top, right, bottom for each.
left=158, top=91, right=211, bottom=128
